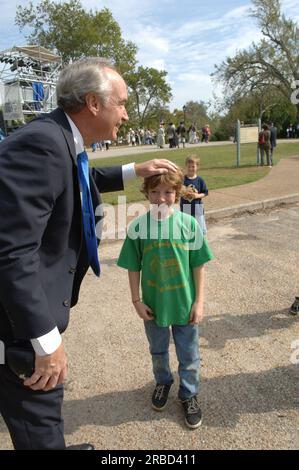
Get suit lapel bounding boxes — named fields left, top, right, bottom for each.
left=49, top=108, right=101, bottom=224
left=49, top=108, right=77, bottom=165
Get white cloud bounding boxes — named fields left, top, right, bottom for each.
left=224, top=5, right=251, bottom=19
left=170, top=72, right=213, bottom=109
left=176, top=72, right=211, bottom=83
left=0, top=0, right=297, bottom=112
left=145, top=59, right=166, bottom=71
left=175, top=4, right=252, bottom=40
left=83, top=0, right=154, bottom=19
left=130, top=25, right=170, bottom=55
left=281, top=0, right=299, bottom=21
left=116, top=1, right=279, bottom=109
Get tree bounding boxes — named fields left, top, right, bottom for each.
left=127, top=66, right=172, bottom=128
left=15, top=0, right=173, bottom=130
left=213, top=0, right=299, bottom=122
left=182, top=101, right=210, bottom=128
left=215, top=91, right=296, bottom=140
left=15, top=0, right=137, bottom=74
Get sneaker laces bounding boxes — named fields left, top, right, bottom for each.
left=186, top=396, right=200, bottom=414
left=154, top=385, right=165, bottom=400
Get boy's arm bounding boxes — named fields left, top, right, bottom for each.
left=193, top=192, right=206, bottom=200
left=189, top=265, right=205, bottom=324
left=128, top=271, right=154, bottom=322
left=182, top=188, right=205, bottom=201
left=194, top=179, right=208, bottom=200
left=128, top=271, right=141, bottom=302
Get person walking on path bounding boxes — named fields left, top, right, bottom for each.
left=157, top=123, right=165, bottom=149
left=258, top=124, right=272, bottom=167
left=270, top=122, right=277, bottom=163
left=201, top=125, right=211, bottom=143
left=188, top=124, right=197, bottom=144
left=176, top=121, right=187, bottom=148
left=167, top=123, right=176, bottom=148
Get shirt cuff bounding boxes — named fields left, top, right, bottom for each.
left=122, top=163, right=136, bottom=183
left=31, top=327, right=62, bottom=356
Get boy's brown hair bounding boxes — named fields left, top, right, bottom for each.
left=141, top=170, right=183, bottom=203
left=185, top=154, right=200, bottom=166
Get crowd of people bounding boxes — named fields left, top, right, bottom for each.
left=89, top=122, right=212, bottom=152
left=286, top=123, right=299, bottom=138
left=155, top=122, right=212, bottom=149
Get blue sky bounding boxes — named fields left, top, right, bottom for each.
left=0, top=0, right=298, bottom=110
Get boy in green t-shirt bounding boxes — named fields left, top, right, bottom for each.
left=117, top=171, right=214, bottom=429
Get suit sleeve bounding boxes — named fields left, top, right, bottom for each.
left=91, top=166, right=124, bottom=193
left=0, top=127, right=66, bottom=339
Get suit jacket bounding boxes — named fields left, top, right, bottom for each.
left=0, top=108, right=124, bottom=342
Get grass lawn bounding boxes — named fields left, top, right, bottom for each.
left=90, top=142, right=299, bottom=205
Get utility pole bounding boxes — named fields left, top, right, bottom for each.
left=236, top=119, right=241, bottom=167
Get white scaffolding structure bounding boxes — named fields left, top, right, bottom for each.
left=0, top=45, right=62, bottom=128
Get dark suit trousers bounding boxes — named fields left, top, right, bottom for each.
left=0, top=364, right=65, bottom=450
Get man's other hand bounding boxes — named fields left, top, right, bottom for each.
left=24, top=342, right=68, bottom=392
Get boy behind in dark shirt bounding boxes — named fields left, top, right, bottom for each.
left=180, top=155, right=208, bottom=235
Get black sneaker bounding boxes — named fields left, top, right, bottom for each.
left=181, top=396, right=202, bottom=429
left=290, top=297, right=299, bottom=315
left=152, top=383, right=172, bottom=411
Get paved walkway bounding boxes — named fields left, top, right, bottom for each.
left=205, top=156, right=299, bottom=215
left=1, top=205, right=298, bottom=450
left=87, top=138, right=297, bottom=160
left=88, top=140, right=233, bottom=160
left=1, top=150, right=298, bottom=450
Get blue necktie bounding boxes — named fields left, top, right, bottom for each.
left=77, top=150, right=100, bottom=276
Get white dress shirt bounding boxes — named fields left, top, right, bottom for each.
left=31, top=113, right=136, bottom=355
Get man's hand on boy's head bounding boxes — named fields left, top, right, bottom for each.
left=189, top=301, right=204, bottom=324
left=133, top=301, right=154, bottom=321
left=135, top=159, right=178, bottom=177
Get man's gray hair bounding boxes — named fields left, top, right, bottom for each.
left=56, top=57, right=117, bottom=113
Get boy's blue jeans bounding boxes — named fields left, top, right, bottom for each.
left=144, top=320, right=200, bottom=400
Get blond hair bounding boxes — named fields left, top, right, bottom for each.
left=185, top=154, right=200, bottom=166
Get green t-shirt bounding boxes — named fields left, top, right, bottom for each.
left=117, top=210, right=214, bottom=327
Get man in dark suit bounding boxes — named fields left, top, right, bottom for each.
left=0, top=57, right=177, bottom=450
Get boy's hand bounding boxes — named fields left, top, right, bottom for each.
left=133, top=301, right=154, bottom=321
left=185, top=189, right=196, bottom=200
left=189, top=301, right=204, bottom=324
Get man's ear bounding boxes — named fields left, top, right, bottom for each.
left=85, top=93, right=101, bottom=116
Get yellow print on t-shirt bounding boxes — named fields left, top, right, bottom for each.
left=147, top=279, right=186, bottom=292
left=143, top=240, right=188, bottom=255
left=150, top=255, right=180, bottom=282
